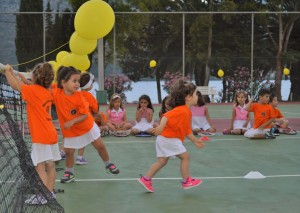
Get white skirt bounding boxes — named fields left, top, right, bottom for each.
left=244, top=128, right=269, bottom=138
left=31, top=143, right=61, bottom=166
left=64, top=122, right=101, bottom=149
left=155, top=135, right=186, bottom=157
left=132, top=118, right=154, bottom=131
left=192, top=116, right=211, bottom=131
left=233, top=120, right=251, bottom=130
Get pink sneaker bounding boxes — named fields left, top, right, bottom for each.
left=138, top=176, right=154, bottom=193
left=182, top=176, right=202, bottom=189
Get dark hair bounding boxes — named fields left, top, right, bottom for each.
left=168, top=79, right=196, bottom=108
left=269, top=94, right=277, bottom=102
left=234, top=90, right=249, bottom=107
left=196, top=91, right=206, bottom=106
left=137, top=94, right=154, bottom=111
left=31, top=62, right=54, bottom=88
left=80, top=73, right=91, bottom=88
left=159, top=95, right=171, bottom=118
left=258, top=88, right=271, bottom=97
left=56, top=66, right=81, bottom=89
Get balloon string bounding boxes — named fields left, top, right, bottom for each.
left=11, top=42, right=69, bottom=67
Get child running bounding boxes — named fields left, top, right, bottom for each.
left=3, top=63, right=60, bottom=204
left=244, top=88, right=276, bottom=139
left=228, top=90, right=251, bottom=135
left=269, top=94, right=297, bottom=135
left=131, top=94, right=155, bottom=136
left=106, top=93, right=132, bottom=133
left=138, top=80, right=205, bottom=193
left=190, top=91, right=216, bottom=135
left=52, top=66, right=119, bottom=183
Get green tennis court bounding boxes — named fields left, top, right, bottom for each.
left=54, top=103, right=300, bottom=213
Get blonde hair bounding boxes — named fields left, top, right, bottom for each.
left=234, top=90, right=249, bottom=106
left=108, top=93, right=124, bottom=110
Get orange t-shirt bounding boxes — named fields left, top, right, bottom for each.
left=272, top=107, right=284, bottom=119
left=161, top=105, right=193, bottom=142
left=250, top=103, right=276, bottom=129
left=51, top=84, right=94, bottom=137
left=80, top=91, right=98, bottom=114
left=80, top=91, right=107, bottom=124
left=21, top=84, right=58, bottom=144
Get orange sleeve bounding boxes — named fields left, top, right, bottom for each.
left=275, top=108, right=284, bottom=118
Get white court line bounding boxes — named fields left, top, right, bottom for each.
left=54, top=174, right=300, bottom=182
left=3, top=174, right=299, bottom=183
left=280, top=111, right=300, bottom=115
left=102, top=136, right=300, bottom=144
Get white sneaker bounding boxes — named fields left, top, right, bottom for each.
left=76, top=157, right=88, bottom=165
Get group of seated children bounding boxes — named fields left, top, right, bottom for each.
left=224, top=88, right=296, bottom=139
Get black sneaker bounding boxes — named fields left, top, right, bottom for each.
left=106, top=163, right=120, bottom=175
left=265, top=132, right=276, bottom=139
left=270, top=128, right=279, bottom=136
left=60, top=171, right=75, bottom=183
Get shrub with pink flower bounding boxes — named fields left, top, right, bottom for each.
left=163, top=71, right=191, bottom=93
left=104, top=74, right=132, bottom=101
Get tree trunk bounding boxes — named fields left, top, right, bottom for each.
left=155, top=68, right=162, bottom=103
left=204, top=11, right=213, bottom=86
left=290, top=62, right=300, bottom=101
left=275, top=55, right=282, bottom=101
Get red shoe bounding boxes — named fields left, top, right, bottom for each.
left=138, top=176, right=154, bottom=193
left=182, top=176, right=202, bottom=189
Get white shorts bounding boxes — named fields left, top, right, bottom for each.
left=233, top=120, right=251, bottom=130
left=192, top=116, right=211, bottom=131
left=31, top=143, right=61, bottom=166
left=155, top=135, right=186, bottom=157
left=64, top=122, right=100, bottom=149
left=132, top=118, right=154, bottom=132
left=244, top=128, right=269, bottom=138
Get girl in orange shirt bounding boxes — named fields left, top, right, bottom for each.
left=66, top=72, right=109, bottom=165
left=138, top=80, right=205, bottom=193
left=3, top=63, right=60, bottom=204
left=52, top=66, right=119, bottom=183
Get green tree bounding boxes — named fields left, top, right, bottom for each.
left=258, top=0, right=300, bottom=101
left=15, top=0, right=43, bottom=71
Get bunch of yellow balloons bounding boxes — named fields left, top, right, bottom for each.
left=49, top=0, right=115, bottom=75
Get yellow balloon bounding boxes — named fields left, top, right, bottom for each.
left=149, top=60, right=157, bottom=68
left=48, top=61, right=58, bottom=71
left=69, top=32, right=97, bottom=55
left=283, top=68, right=290, bottom=76
left=56, top=51, right=69, bottom=64
left=61, top=53, right=90, bottom=71
left=218, top=69, right=224, bottom=77
left=74, top=0, right=115, bottom=39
